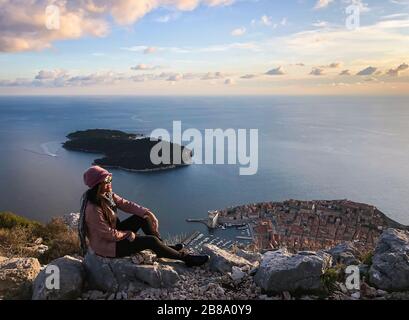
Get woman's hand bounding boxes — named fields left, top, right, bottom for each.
left=127, top=232, right=136, bottom=242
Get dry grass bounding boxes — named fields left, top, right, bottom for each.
left=0, top=213, right=80, bottom=264
left=0, top=225, right=34, bottom=257
left=36, top=218, right=81, bottom=264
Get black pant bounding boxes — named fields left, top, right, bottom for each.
left=115, top=215, right=183, bottom=260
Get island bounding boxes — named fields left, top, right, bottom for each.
left=62, top=129, right=192, bottom=172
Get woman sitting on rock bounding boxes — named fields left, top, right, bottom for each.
left=79, top=165, right=209, bottom=267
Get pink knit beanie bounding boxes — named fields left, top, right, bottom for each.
left=83, top=166, right=112, bottom=189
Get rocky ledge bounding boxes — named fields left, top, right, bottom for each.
left=2, top=228, right=409, bottom=300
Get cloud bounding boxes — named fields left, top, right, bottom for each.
left=144, top=47, right=157, bottom=54
left=312, top=21, right=329, bottom=28
left=240, top=74, right=258, bottom=79
left=131, top=72, right=177, bottom=82
left=310, top=67, right=325, bottom=76
left=121, top=46, right=159, bottom=54
left=1, top=69, right=212, bottom=87
left=131, top=64, right=162, bottom=71
left=314, top=0, right=334, bottom=10
left=282, top=17, right=409, bottom=65
left=105, top=0, right=235, bottom=25
left=389, top=0, right=409, bottom=4
left=224, top=78, right=235, bottom=85
left=266, top=66, right=285, bottom=75
left=380, top=13, right=409, bottom=20
left=33, top=69, right=71, bottom=86
left=201, top=72, right=225, bottom=80
left=204, top=0, right=235, bottom=7
left=253, top=15, right=287, bottom=29
left=0, top=0, right=236, bottom=53
left=260, top=15, right=272, bottom=26
left=339, top=69, right=351, bottom=76
left=122, top=42, right=260, bottom=54
left=386, top=63, right=409, bottom=76
left=167, top=73, right=183, bottom=82
left=320, top=62, right=341, bottom=68
left=0, top=78, right=33, bottom=87
left=357, top=66, right=377, bottom=76
left=35, top=69, right=66, bottom=80
left=0, top=0, right=109, bottom=53
left=364, top=77, right=379, bottom=82
left=27, top=69, right=125, bottom=87
left=196, top=42, right=259, bottom=52
left=155, top=12, right=181, bottom=23
left=231, top=27, right=246, bottom=36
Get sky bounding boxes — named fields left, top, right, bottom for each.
left=0, top=0, right=408, bottom=95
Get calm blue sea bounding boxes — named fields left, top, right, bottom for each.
left=0, top=96, right=408, bottom=236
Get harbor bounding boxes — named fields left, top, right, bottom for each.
left=184, top=211, right=255, bottom=251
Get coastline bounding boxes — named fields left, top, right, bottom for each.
left=99, top=163, right=190, bottom=173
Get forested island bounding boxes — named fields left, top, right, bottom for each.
left=62, top=129, right=192, bottom=171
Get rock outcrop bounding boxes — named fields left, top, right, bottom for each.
left=202, top=244, right=253, bottom=273
left=32, top=255, right=85, bottom=300
left=369, top=228, right=409, bottom=291
left=254, top=249, right=332, bottom=294
left=326, top=242, right=361, bottom=266
left=7, top=227, right=409, bottom=300
left=0, top=257, right=41, bottom=299
left=84, top=250, right=180, bottom=293
left=62, top=213, right=80, bottom=230
left=233, top=248, right=262, bottom=264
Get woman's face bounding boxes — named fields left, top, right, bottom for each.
left=100, top=176, right=112, bottom=194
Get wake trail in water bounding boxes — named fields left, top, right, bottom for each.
left=23, top=148, right=53, bottom=157
left=40, top=142, right=58, bottom=157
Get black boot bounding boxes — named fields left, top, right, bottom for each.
left=169, top=243, right=184, bottom=251
left=183, top=254, right=210, bottom=267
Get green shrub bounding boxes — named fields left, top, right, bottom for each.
left=322, top=268, right=339, bottom=287
left=360, top=251, right=374, bottom=266
left=0, top=212, right=41, bottom=229
left=322, top=265, right=345, bottom=293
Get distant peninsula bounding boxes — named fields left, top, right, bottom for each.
left=62, top=129, right=192, bottom=172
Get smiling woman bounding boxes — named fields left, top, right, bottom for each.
left=2, top=0, right=409, bottom=307
left=79, top=165, right=210, bottom=266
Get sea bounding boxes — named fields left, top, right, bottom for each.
left=0, top=95, right=408, bottom=237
